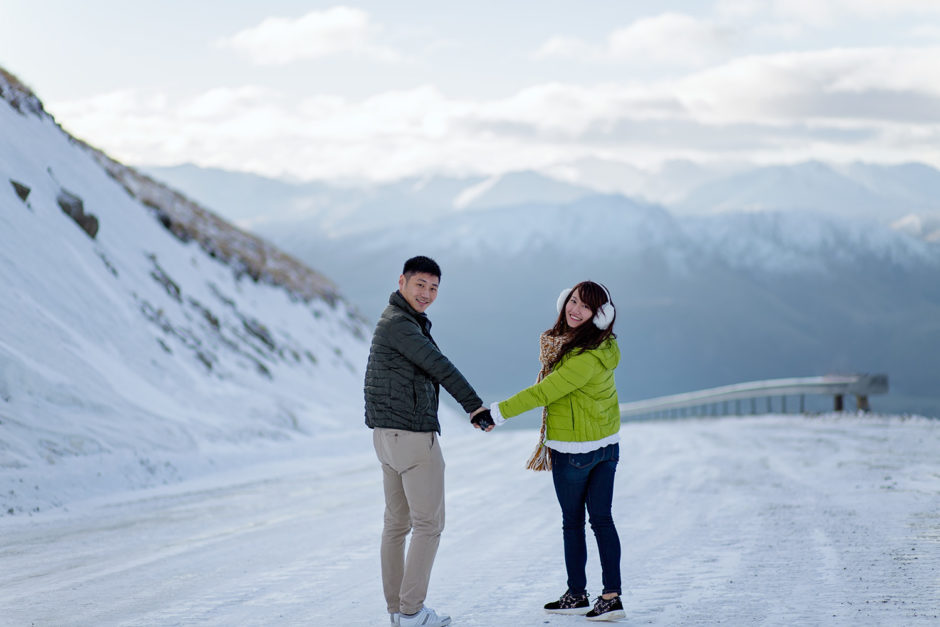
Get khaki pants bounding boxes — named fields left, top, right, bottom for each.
left=373, top=428, right=445, bottom=615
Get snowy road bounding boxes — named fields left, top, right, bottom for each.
left=1, top=415, right=938, bottom=626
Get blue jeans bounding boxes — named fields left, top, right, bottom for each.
left=551, top=443, right=621, bottom=596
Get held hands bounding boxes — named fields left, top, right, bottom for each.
left=470, top=407, right=495, bottom=432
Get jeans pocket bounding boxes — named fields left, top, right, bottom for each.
left=568, top=449, right=600, bottom=469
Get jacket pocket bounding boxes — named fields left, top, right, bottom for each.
left=389, top=373, right=415, bottom=416
left=414, top=378, right=437, bottom=415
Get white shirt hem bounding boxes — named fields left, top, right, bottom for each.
left=544, top=432, right=620, bottom=454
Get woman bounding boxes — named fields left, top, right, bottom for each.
left=483, top=280, right=624, bottom=621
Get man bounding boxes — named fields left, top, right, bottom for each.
left=364, top=255, right=487, bottom=627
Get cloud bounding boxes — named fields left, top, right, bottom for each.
left=216, top=6, right=402, bottom=65
left=606, top=13, right=732, bottom=64
left=48, top=46, right=940, bottom=181
left=911, top=24, right=940, bottom=39
left=715, top=0, right=763, bottom=19
left=535, top=36, right=595, bottom=61
left=536, top=13, right=732, bottom=67
left=677, top=47, right=940, bottom=124
left=180, top=86, right=279, bottom=119
left=771, top=0, right=940, bottom=26
left=771, top=0, right=834, bottom=27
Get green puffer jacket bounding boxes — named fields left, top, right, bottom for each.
left=498, top=337, right=620, bottom=442
left=364, top=291, right=482, bottom=433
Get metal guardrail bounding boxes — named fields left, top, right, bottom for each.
left=620, top=374, right=889, bottom=420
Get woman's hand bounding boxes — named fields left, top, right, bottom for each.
left=471, top=408, right=495, bottom=432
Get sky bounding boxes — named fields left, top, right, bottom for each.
left=3, top=0, right=940, bottom=182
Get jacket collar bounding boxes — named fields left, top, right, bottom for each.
left=390, top=290, right=432, bottom=330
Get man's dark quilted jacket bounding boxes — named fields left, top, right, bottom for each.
left=364, top=291, right=482, bottom=433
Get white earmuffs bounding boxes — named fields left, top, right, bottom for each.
left=555, top=288, right=572, bottom=315
left=593, top=294, right=615, bottom=330
left=556, top=284, right=616, bottom=330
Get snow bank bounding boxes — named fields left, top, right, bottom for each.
left=0, top=70, right=370, bottom=517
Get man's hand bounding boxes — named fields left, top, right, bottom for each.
left=471, top=409, right=495, bottom=432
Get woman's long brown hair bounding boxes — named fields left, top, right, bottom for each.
left=547, top=280, right=616, bottom=369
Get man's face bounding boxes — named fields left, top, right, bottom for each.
left=398, top=272, right=439, bottom=313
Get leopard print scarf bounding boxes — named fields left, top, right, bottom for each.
left=525, top=331, right=567, bottom=471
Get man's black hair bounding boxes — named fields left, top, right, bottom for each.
left=402, top=255, right=441, bottom=279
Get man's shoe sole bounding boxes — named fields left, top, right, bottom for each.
left=399, top=617, right=451, bottom=627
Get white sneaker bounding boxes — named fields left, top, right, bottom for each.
left=398, top=606, right=451, bottom=627
left=390, top=612, right=400, bottom=626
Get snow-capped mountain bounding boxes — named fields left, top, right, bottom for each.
left=451, top=170, right=595, bottom=211
left=674, top=160, right=940, bottom=225
left=144, top=164, right=481, bottom=236
left=144, top=165, right=601, bottom=239
left=0, top=68, right=369, bottom=516
left=674, top=161, right=886, bottom=217
left=543, top=157, right=742, bottom=205
left=840, top=161, right=940, bottom=211
left=684, top=209, right=940, bottom=275
left=148, top=159, right=940, bottom=241
left=892, top=212, right=940, bottom=243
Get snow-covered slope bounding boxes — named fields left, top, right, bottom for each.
left=0, top=68, right=369, bottom=516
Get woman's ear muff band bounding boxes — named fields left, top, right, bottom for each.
left=556, top=288, right=572, bottom=314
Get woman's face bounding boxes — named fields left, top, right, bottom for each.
left=564, top=288, right=593, bottom=329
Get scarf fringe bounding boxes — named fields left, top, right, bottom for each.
left=526, top=405, right=552, bottom=472
left=526, top=331, right=564, bottom=472
left=525, top=441, right=552, bottom=471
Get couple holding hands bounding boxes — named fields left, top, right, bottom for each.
left=365, top=256, right=624, bottom=626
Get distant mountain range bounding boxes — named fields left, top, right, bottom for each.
left=147, top=159, right=940, bottom=240
left=146, top=162, right=940, bottom=419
